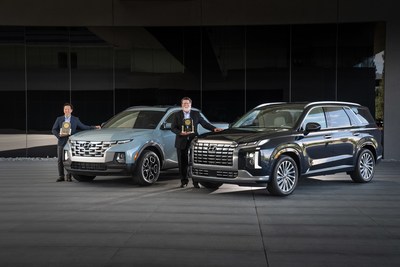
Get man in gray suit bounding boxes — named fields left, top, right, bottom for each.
left=52, top=103, right=100, bottom=182
left=171, top=97, right=222, bottom=188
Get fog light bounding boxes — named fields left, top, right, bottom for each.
left=64, top=150, right=69, bottom=161
left=115, top=152, right=126, bottom=163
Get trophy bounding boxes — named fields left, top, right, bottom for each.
left=182, top=118, right=194, bottom=133
left=60, top=121, right=71, bottom=136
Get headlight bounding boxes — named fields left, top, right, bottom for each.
left=238, top=141, right=257, bottom=147
left=257, top=139, right=269, bottom=146
left=117, top=139, right=133, bottom=144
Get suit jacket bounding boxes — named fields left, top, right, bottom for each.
left=171, top=110, right=216, bottom=149
left=52, top=115, right=94, bottom=146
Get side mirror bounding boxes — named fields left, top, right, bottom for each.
left=305, top=122, right=321, bottom=133
left=161, top=122, right=172, bottom=130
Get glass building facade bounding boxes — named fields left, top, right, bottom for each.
left=0, top=23, right=385, bottom=157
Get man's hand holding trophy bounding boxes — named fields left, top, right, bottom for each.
left=60, top=121, right=72, bottom=137
left=181, top=118, right=194, bottom=136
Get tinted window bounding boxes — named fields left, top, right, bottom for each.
left=351, top=107, right=375, bottom=125
left=302, top=107, right=327, bottom=129
left=325, top=107, right=351, bottom=128
left=165, top=111, right=180, bottom=124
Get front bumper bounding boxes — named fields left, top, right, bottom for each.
left=64, top=158, right=135, bottom=176
left=189, top=166, right=270, bottom=187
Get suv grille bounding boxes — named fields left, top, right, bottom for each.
left=192, top=168, right=238, bottom=178
left=70, top=141, right=116, bottom=157
left=193, top=142, right=236, bottom=166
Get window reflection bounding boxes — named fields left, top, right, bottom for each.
left=0, top=23, right=385, bottom=157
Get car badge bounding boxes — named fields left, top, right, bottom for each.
left=84, top=142, right=91, bottom=150
left=208, top=145, right=217, bottom=152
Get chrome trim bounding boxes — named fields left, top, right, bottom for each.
left=304, top=101, right=360, bottom=108
left=305, top=165, right=353, bottom=175
left=311, top=155, right=353, bottom=166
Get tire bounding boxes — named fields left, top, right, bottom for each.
left=199, top=182, right=223, bottom=189
left=72, top=174, right=96, bottom=182
left=350, top=148, right=375, bottom=183
left=267, top=155, right=298, bottom=196
left=133, top=150, right=160, bottom=186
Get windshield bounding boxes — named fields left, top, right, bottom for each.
left=102, top=110, right=165, bottom=129
left=232, top=106, right=303, bottom=129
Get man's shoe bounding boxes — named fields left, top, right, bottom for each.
left=193, top=182, right=200, bottom=188
left=56, top=176, right=65, bottom=182
left=180, top=180, right=189, bottom=188
left=66, top=174, right=72, bottom=182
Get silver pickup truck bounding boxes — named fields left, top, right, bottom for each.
left=63, top=106, right=228, bottom=185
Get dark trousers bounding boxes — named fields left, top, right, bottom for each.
left=57, top=145, right=66, bottom=177
left=177, top=147, right=189, bottom=183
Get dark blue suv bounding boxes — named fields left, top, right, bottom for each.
left=189, top=101, right=383, bottom=196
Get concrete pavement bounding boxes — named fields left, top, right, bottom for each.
left=0, top=159, right=399, bottom=267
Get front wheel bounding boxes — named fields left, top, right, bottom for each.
left=133, top=150, right=161, bottom=186
left=72, top=174, right=96, bottom=182
left=350, top=148, right=375, bottom=183
left=267, top=155, right=298, bottom=196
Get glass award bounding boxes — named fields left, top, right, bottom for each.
left=60, top=121, right=71, bottom=136
left=182, top=118, right=194, bottom=133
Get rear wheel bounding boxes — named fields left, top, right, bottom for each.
left=199, top=182, right=223, bottom=189
left=267, top=155, right=298, bottom=196
left=350, top=148, right=375, bottom=183
left=133, top=150, right=160, bottom=186
left=72, top=174, right=96, bottom=182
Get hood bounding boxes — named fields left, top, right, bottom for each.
left=197, top=127, right=292, bottom=144
left=69, top=128, right=152, bottom=142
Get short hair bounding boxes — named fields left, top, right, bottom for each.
left=181, top=97, right=192, bottom=104
left=63, top=103, right=73, bottom=110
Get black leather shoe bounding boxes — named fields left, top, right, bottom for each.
left=180, top=180, right=188, bottom=188
left=56, top=176, right=65, bottom=182
left=193, top=182, right=200, bottom=188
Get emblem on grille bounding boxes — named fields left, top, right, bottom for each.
left=208, top=145, right=217, bottom=152
left=83, top=143, right=91, bottom=150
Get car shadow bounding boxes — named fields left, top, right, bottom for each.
left=200, top=176, right=362, bottom=197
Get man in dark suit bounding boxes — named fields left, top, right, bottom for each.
left=171, top=97, right=223, bottom=188
left=51, top=103, right=100, bottom=182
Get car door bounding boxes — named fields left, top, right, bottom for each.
left=299, top=106, right=336, bottom=173
left=157, top=111, right=179, bottom=168
left=323, top=106, right=355, bottom=167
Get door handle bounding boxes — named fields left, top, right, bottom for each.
left=353, top=132, right=360, bottom=136
left=324, top=135, right=332, bottom=139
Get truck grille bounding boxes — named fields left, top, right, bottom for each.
left=71, top=162, right=107, bottom=171
left=193, top=142, right=236, bottom=166
left=70, top=140, right=116, bottom=157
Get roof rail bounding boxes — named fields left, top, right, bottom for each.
left=305, top=101, right=361, bottom=108
left=254, top=102, right=287, bottom=109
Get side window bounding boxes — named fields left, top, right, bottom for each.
left=165, top=111, right=179, bottom=124
left=344, top=107, right=361, bottom=126
left=351, top=107, right=375, bottom=125
left=302, top=107, right=327, bottom=129
left=325, top=107, right=351, bottom=128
